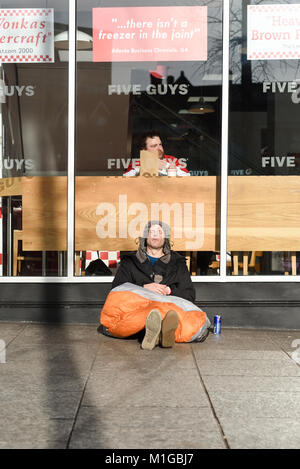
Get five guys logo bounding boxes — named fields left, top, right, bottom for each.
left=108, top=83, right=189, bottom=96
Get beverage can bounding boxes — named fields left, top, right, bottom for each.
left=214, top=315, right=222, bottom=335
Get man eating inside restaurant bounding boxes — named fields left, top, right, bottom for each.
left=123, top=132, right=190, bottom=177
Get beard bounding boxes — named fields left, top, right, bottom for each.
left=147, top=239, right=165, bottom=250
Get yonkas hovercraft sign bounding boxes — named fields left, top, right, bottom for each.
left=0, top=8, right=54, bottom=63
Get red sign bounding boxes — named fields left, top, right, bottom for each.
left=93, top=6, right=207, bottom=62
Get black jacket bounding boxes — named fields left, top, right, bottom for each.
left=111, top=251, right=195, bottom=303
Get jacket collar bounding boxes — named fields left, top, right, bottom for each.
left=136, top=248, right=171, bottom=264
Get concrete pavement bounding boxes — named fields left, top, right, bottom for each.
left=0, top=322, right=300, bottom=449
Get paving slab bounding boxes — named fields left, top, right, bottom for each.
left=203, top=375, right=300, bottom=393
left=6, top=343, right=99, bottom=363
left=219, top=417, right=300, bottom=449
left=0, top=359, right=94, bottom=378
left=0, top=322, right=27, bottom=344
left=192, top=348, right=290, bottom=361
left=267, top=331, right=300, bottom=357
left=0, top=366, right=89, bottom=393
left=84, top=368, right=209, bottom=409
left=0, top=390, right=82, bottom=420
left=11, top=324, right=99, bottom=345
left=194, top=333, right=280, bottom=351
left=209, top=391, right=300, bottom=419
left=95, top=338, right=197, bottom=370
left=268, top=330, right=300, bottom=346
left=0, top=414, right=74, bottom=449
left=196, top=359, right=300, bottom=377
left=69, top=407, right=227, bottom=449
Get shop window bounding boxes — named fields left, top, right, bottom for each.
left=0, top=1, right=69, bottom=276
left=228, top=0, right=300, bottom=275
left=75, top=0, right=223, bottom=277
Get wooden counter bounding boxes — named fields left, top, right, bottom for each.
left=6, top=176, right=219, bottom=252
left=2, top=175, right=300, bottom=253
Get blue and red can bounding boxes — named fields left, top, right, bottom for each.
left=214, top=315, right=222, bottom=335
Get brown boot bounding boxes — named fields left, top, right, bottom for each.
left=161, top=310, right=179, bottom=348
left=141, top=309, right=161, bottom=350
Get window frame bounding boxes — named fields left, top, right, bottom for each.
left=1, top=0, right=300, bottom=283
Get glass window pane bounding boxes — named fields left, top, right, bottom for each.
left=228, top=0, right=300, bottom=276
left=0, top=1, right=69, bottom=276
left=76, top=0, right=222, bottom=277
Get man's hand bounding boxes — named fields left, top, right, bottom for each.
left=143, top=283, right=169, bottom=295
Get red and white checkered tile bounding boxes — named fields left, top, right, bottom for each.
left=85, top=251, right=120, bottom=270
left=0, top=9, right=52, bottom=16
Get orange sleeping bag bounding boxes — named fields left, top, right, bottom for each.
left=100, top=282, right=211, bottom=343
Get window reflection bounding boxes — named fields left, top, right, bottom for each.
left=75, top=0, right=223, bottom=277
left=228, top=0, right=300, bottom=276
left=0, top=1, right=69, bottom=276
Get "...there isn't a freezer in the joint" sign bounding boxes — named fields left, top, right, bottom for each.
left=93, top=6, right=207, bottom=63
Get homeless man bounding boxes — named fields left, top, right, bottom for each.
left=98, top=221, right=211, bottom=350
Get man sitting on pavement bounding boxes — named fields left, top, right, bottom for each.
left=123, top=132, right=190, bottom=177
left=98, top=221, right=210, bottom=350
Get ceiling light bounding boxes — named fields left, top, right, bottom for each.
left=54, top=30, right=93, bottom=50
left=187, top=98, right=215, bottom=114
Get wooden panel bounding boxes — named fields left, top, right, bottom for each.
left=19, top=176, right=218, bottom=252
left=0, top=177, right=23, bottom=196
left=75, top=176, right=219, bottom=251
left=228, top=176, right=300, bottom=250
left=13, top=175, right=300, bottom=253
left=22, top=176, right=67, bottom=251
